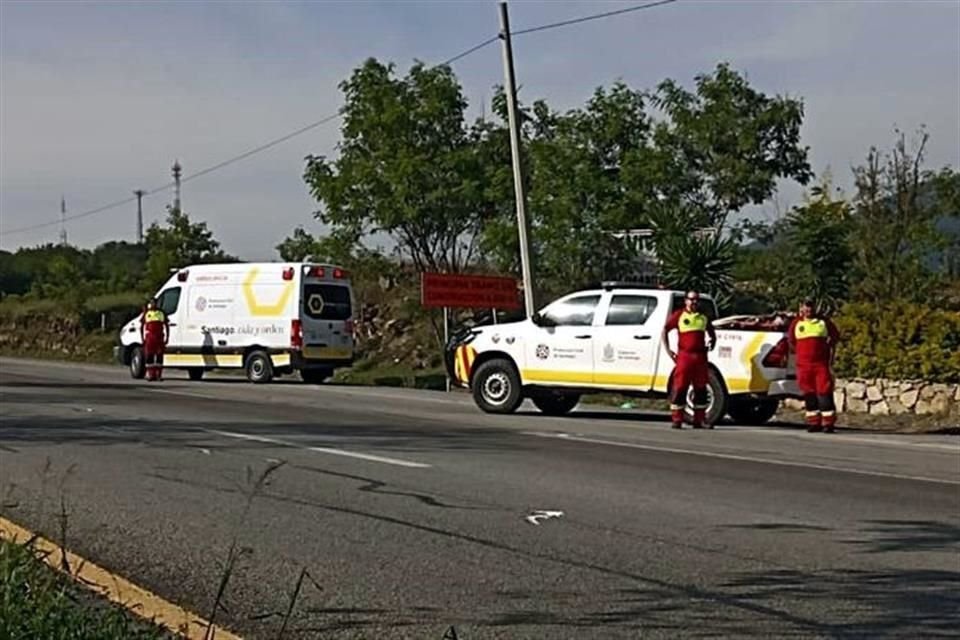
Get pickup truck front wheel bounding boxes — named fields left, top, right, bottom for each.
left=726, top=397, right=780, bottom=425
left=531, top=391, right=580, bottom=416
left=681, top=368, right=728, bottom=426
left=471, top=359, right=522, bottom=414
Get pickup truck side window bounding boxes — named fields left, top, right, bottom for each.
left=606, top=295, right=658, bottom=326
left=542, top=295, right=601, bottom=326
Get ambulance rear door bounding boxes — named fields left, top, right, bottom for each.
left=299, top=265, right=354, bottom=362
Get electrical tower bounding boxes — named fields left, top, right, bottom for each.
left=172, top=160, right=182, bottom=212
left=59, top=196, right=67, bottom=245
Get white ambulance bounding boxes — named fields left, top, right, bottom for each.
left=115, top=262, right=355, bottom=383
left=445, top=284, right=799, bottom=425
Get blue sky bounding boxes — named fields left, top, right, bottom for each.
left=2, top=0, right=958, bottom=259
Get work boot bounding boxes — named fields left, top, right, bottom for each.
left=807, top=425, right=823, bottom=433
left=671, top=422, right=683, bottom=430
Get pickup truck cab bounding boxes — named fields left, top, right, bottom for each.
left=446, top=284, right=798, bottom=425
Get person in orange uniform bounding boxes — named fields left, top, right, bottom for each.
left=788, top=298, right=841, bottom=433
left=140, top=299, right=169, bottom=381
left=662, top=291, right=717, bottom=429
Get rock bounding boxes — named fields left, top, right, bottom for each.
left=899, top=389, right=920, bottom=409
left=869, top=400, right=890, bottom=416
left=920, top=385, right=936, bottom=401
left=834, top=389, right=846, bottom=413
left=955, top=386, right=960, bottom=403
left=847, top=397, right=869, bottom=413
left=866, top=386, right=884, bottom=403
left=887, top=399, right=908, bottom=415
left=929, top=393, right=950, bottom=415
left=846, top=381, right=867, bottom=400
left=884, top=385, right=901, bottom=399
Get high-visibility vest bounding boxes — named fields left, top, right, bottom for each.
left=144, top=310, right=165, bottom=323
left=678, top=311, right=708, bottom=333
left=794, top=318, right=828, bottom=340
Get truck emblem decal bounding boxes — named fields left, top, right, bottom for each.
left=602, top=343, right=615, bottom=362
left=535, top=344, right=550, bottom=360
left=195, top=296, right=207, bottom=312
left=506, top=336, right=515, bottom=345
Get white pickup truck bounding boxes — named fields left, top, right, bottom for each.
left=445, top=284, right=799, bottom=425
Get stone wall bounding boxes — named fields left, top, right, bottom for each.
left=784, top=378, right=960, bottom=418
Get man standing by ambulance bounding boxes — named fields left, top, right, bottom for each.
left=662, top=291, right=717, bottom=429
left=140, top=299, right=169, bottom=382
left=788, top=298, right=841, bottom=433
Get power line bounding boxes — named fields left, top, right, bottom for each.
left=3, top=36, right=501, bottom=238
left=4, top=0, right=680, bottom=238
left=513, top=0, right=678, bottom=36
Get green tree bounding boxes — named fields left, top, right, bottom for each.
left=850, top=129, right=947, bottom=303
left=782, top=181, right=853, bottom=311
left=276, top=227, right=324, bottom=262
left=480, top=64, right=812, bottom=297
left=303, top=59, right=490, bottom=274
left=143, top=206, right=234, bottom=292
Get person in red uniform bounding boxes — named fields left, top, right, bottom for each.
left=788, top=298, right=841, bottom=433
left=662, top=291, right=717, bottom=429
left=140, top=299, right=169, bottom=382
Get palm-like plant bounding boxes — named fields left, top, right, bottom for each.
left=648, top=204, right=737, bottom=309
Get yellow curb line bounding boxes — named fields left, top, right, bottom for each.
left=0, top=515, right=242, bottom=640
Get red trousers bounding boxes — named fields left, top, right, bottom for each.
left=144, top=335, right=165, bottom=381
left=670, top=352, right=709, bottom=427
left=797, top=362, right=836, bottom=430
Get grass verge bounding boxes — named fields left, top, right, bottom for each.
left=0, top=538, right=170, bottom=639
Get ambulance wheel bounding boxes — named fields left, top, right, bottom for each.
left=300, top=368, right=332, bottom=384
left=245, top=351, right=274, bottom=384
left=531, top=391, right=580, bottom=416
left=129, top=346, right=146, bottom=380
left=187, top=368, right=204, bottom=381
left=471, top=359, right=522, bottom=414
left=727, top=397, right=779, bottom=425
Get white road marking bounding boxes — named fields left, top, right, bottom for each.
left=722, top=426, right=960, bottom=451
left=526, top=431, right=960, bottom=486
left=205, top=429, right=431, bottom=469
left=525, top=510, right=564, bottom=525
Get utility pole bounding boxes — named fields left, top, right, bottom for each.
left=59, top=195, right=68, bottom=246
left=133, top=189, right=145, bottom=243
left=172, top=160, right=182, bottom=212
left=498, top=1, right=536, bottom=317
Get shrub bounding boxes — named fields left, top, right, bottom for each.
left=833, top=301, right=960, bottom=383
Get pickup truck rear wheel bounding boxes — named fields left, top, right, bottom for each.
left=471, top=359, right=522, bottom=414
left=727, top=397, right=780, bottom=425
left=683, top=368, right=728, bottom=426
left=531, top=391, right=580, bottom=416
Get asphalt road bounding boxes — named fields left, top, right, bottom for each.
left=1, top=357, right=958, bottom=639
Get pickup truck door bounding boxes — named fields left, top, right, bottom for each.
left=593, top=293, right=662, bottom=391
left=522, top=293, right=601, bottom=386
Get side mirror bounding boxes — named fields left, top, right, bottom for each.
left=531, top=312, right=556, bottom=328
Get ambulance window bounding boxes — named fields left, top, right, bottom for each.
left=157, top=287, right=181, bottom=315
left=606, top=295, right=658, bottom=326
left=303, top=284, right=351, bottom=321
left=542, top=295, right=601, bottom=326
